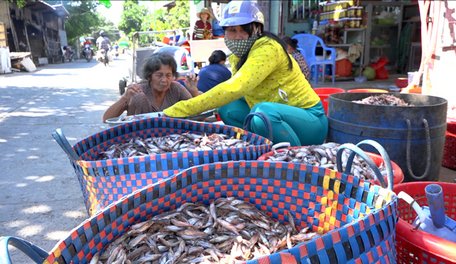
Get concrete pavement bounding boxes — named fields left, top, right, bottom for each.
left=0, top=56, right=128, bottom=263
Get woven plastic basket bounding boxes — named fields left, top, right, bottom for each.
left=53, top=117, right=272, bottom=215
left=1, top=160, right=398, bottom=264
left=394, top=182, right=456, bottom=263
left=258, top=140, right=404, bottom=189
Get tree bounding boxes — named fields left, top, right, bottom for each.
left=63, top=1, right=101, bottom=41
left=140, top=1, right=190, bottom=45
left=147, top=1, right=190, bottom=31
left=44, top=1, right=118, bottom=46
left=7, top=0, right=27, bottom=8
left=166, top=1, right=190, bottom=30
left=118, top=0, right=149, bottom=37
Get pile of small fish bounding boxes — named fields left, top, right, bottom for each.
left=265, top=142, right=386, bottom=180
left=353, top=94, right=413, bottom=106
left=91, top=197, right=318, bottom=264
left=98, top=133, right=250, bottom=159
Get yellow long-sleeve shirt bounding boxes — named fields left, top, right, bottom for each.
left=163, top=36, right=320, bottom=117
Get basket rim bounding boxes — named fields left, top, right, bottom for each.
left=73, top=117, right=272, bottom=163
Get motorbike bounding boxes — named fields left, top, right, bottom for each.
left=97, top=49, right=110, bottom=66
left=114, top=45, right=119, bottom=58
left=82, top=44, right=94, bottom=62
left=62, top=46, right=74, bottom=62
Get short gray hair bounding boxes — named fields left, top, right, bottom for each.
left=142, top=53, right=177, bottom=81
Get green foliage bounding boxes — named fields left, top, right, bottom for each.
left=161, top=1, right=190, bottom=29
left=118, top=0, right=149, bottom=37
left=117, top=1, right=191, bottom=46
left=45, top=1, right=116, bottom=46
left=61, top=1, right=101, bottom=42
left=139, top=1, right=190, bottom=45
left=6, top=0, right=27, bottom=8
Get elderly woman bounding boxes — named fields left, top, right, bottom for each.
left=164, top=1, right=327, bottom=146
left=102, top=53, right=199, bottom=122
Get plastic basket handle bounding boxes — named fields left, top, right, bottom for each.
left=354, top=140, right=394, bottom=190
left=51, top=128, right=79, bottom=161
left=0, top=236, right=48, bottom=264
left=243, top=112, right=273, bottom=142
left=396, top=191, right=426, bottom=226
left=271, top=142, right=291, bottom=151
left=336, top=140, right=393, bottom=190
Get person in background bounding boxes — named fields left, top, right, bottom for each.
left=282, top=36, right=311, bottom=81
left=113, top=42, right=120, bottom=57
left=193, top=8, right=213, bottom=40
left=62, top=46, right=74, bottom=62
left=96, top=30, right=110, bottom=52
left=96, top=30, right=111, bottom=63
left=164, top=1, right=327, bottom=146
left=81, top=38, right=94, bottom=58
left=102, top=53, right=199, bottom=122
left=83, top=38, right=92, bottom=47
left=196, top=50, right=232, bottom=93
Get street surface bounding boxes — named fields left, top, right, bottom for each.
left=0, top=55, right=129, bottom=263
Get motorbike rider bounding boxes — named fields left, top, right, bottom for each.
left=82, top=38, right=94, bottom=59
left=62, top=45, right=74, bottom=62
left=96, top=30, right=111, bottom=51
left=113, top=42, right=119, bottom=57
left=96, top=30, right=111, bottom=62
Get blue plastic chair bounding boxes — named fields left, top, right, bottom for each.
left=292, top=34, right=336, bottom=84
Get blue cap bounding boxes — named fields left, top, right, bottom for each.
left=219, top=1, right=264, bottom=27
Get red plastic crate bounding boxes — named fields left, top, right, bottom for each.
left=394, top=182, right=456, bottom=263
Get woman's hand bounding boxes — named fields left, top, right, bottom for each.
left=122, top=83, right=143, bottom=102
left=185, top=73, right=201, bottom=97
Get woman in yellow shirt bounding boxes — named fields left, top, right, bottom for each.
left=164, top=1, right=327, bottom=146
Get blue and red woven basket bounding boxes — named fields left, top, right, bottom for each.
left=27, top=160, right=397, bottom=264
left=59, top=117, right=272, bottom=216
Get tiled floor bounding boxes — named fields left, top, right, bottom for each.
left=313, top=74, right=456, bottom=183
left=312, top=74, right=405, bottom=91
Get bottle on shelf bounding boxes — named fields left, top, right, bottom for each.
left=312, top=20, right=318, bottom=35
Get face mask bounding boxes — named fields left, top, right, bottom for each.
left=224, top=35, right=258, bottom=58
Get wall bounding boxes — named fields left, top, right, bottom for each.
left=0, top=1, right=10, bottom=27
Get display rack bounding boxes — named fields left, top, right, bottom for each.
left=327, top=28, right=365, bottom=72
left=362, top=1, right=404, bottom=71
left=319, top=0, right=365, bottom=79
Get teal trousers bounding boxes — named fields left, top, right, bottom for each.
left=218, top=99, right=328, bottom=146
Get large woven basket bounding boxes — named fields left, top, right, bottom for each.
left=37, top=160, right=397, bottom=264
left=54, top=117, right=272, bottom=215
